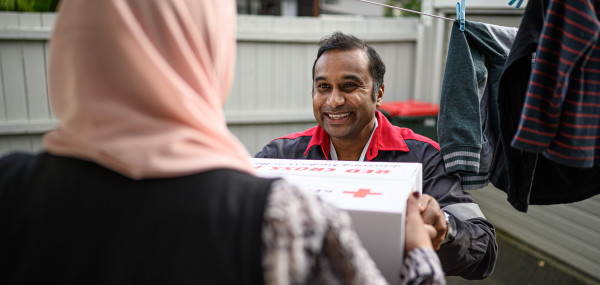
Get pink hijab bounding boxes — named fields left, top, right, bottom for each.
left=44, top=0, right=254, bottom=179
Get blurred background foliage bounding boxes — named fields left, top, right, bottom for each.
left=0, top=0, right=60, bottom=12
left=384, top=0, right=421, bottom=17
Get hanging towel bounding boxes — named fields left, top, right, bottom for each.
left=511, top=0, right=600, bottom=168
left=437, top=20, right=518, bottom=190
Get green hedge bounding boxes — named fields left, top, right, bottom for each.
left=0, top=0, right=60, bottom=12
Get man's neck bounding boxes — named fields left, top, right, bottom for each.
left=331, top=138, right=366, bottom=161
left=330, top=119, right=377, bottom=161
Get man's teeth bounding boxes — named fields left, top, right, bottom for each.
left=328, top=113, right=350, bottom=119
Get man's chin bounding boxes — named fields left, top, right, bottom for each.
left=322, top=126, right=351, bottom=140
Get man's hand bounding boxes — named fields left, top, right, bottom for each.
left=418, top=194, right=447, bottom=250
left=405, top=193, right=437, bottom=253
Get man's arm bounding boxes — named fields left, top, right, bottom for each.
left=255, top=136, right=317, bottom=159
left=255, top=144, right=276, bottom=158
left=437, top=212, right=497, bottom=279
left=421, top=148, right=498, bottom=280
left=255, top=139, right=286, bottom=158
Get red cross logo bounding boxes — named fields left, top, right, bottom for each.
left=343, top=188, right=382, bottom=198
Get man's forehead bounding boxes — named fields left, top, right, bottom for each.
left=314, top=49, right=370, bottom=76
left=319, top=48, right=369, bottom=62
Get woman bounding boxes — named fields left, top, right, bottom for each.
left=0, top=0, right=444, bottom=284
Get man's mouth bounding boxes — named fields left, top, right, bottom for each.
left=327, top=112, right=350, bottom=120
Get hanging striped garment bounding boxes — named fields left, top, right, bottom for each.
left=512, top=0, right=600, bottom=168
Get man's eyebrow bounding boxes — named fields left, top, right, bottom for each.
left=314, top=75, right=364, bottom=82
left=343, top=75, right=364, bottom=83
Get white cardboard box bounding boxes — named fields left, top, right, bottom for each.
left=250, top=158, right=422, bottom=283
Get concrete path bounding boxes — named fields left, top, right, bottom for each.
left=446, top=231, right=600, bottom=285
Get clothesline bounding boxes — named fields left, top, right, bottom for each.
left=357, top=0, right=456, bottom=21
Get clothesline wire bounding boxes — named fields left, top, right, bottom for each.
left=357, top=0, right=456, bottom=21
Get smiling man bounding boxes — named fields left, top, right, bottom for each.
left=255, top=31, right=498, bottom=280
left=313, top=47, right=381, bottom=161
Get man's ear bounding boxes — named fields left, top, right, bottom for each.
left=376, top=83, right=384, bottom=107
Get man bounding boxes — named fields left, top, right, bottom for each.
left=255, top=31, right=497, bottom=280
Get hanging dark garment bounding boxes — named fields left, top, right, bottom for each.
left=493, top=0, right=600, bottom=212
left=512, top=0, right=600, bottom=168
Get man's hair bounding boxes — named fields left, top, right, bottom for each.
left=311, top=31, right=386, bottom=102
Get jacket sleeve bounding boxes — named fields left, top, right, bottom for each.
left=437, top=21, right=483, bottom=176
left=255, top=140, right=282, bottom=158
left=421, top=145, right=498, bottom=280
left=254, top=146, right=271, bottom=158
left=255, top=137, right=314, bottom=159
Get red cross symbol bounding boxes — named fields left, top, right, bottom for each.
left=343, top=188, right=382, bottom=198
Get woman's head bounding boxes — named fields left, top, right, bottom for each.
left=45, top=0, right=253, bottom=179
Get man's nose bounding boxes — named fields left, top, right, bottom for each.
left=326, top=89, right=345, bottom=108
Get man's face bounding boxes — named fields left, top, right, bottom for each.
left=312, top=49, right=383, bottom=141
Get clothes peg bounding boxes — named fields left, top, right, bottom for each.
left=456, top=0, right=465, bottom=31
left=508, top=0, right=524, bottom=9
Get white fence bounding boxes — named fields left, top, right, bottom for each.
left=0, top=13, right=421, bottom=155
left=1, top=8, right=599, bottom=282
left=0, top=12, right=54, bottom=155
left=230, top=15, right=422, bottom=153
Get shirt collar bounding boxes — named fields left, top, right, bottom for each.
left=330, top=119, right=378, bottom=161
left=305, top=110, right=409, bottom=160
left=304, top=123, right=330, bottom=159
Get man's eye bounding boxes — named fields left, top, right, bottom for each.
left=317, top=84, right=330, bottom=89
left=343, top=83, right=357, bottom=88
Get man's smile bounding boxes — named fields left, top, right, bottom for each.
left=327, top=112, right=351, bottom=120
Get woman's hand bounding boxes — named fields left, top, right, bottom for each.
left=405, top=192, right=437, bottom=253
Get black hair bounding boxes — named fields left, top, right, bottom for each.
left=311, top=31, right=386, bottom=101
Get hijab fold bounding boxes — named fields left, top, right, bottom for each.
left=44, top=0, right=253, bottom=179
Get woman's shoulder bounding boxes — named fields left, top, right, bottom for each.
left=0, top=152, right=40, bottom=176
left=0, top=152, right=42, bottom=195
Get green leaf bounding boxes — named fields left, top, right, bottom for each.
left=0, top=0, right=60, bottom=12
left=0, top=0, right=17, bottom=11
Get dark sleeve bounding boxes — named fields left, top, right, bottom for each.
left=255, top=138, right=310, bottom=159
left=254, top=139, right=284, bottom=158
left=254, top=144, right=275, bottom=158
left=421, top=146, right=498, bottom=280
